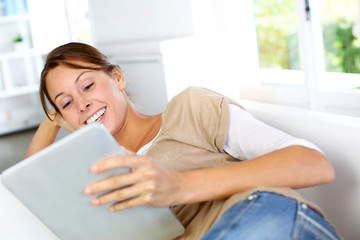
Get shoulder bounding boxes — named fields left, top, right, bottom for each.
left=170, top=86, right=228, bottom=103
left=165, top=86, right=243, bottom=115
left=167, top=86, right=231, bottom=110
left=161, top=87, right=232, bottom=144
left=164, top=87, right=221, bottom=119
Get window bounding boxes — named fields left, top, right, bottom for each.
left=254, top=0, right=300, bottom=70
left=321, top=0, right=359, bottom=74
left=242, top=0, right=360, bottom=117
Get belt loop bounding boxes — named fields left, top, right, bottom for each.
left=247, top=191, right=260, bottom=201
left=297, top=201, right=310, bottom=216
left=301, top=203, right=308, bottom=210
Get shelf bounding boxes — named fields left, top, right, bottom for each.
left=0, top=48, right=46, bottom=60
left=0, top=14, right=30, bottom=24
left=0, top=84, right=39, bottom=99
left=0, top=90, right=43, bottom=136
left=0, top=0, right=68, bottom=136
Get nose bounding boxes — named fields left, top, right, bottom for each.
left=78, top=99, right=92, bottom=112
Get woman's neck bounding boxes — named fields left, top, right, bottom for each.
left=136, top=113, right=162, bottom=151
left=114, top=108, right=162, bottom=152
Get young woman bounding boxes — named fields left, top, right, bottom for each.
left=27, top=42, right=341, bottom=240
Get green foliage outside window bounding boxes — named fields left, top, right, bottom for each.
left=323, top=19, right=360, bottom=74
left=254, top=0, right=300, bottom=70
left=254, top=0, right=360, bottom=75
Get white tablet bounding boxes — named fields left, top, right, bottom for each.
left=2, top=123, right=184, bottom=240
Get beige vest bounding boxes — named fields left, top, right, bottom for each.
left=146, top=87, right=324, bottom=239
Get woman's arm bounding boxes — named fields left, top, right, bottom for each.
left=26, top=116, right=60, bottom=157
left=177, top=145, right=334, bottom=204
left=26, top=110, right=74, bottom=157
left=177, top=105, right=335, bottom=204
left=83, top=103, right=335, bottom=211
left=83, top=144, right=334, bottom=212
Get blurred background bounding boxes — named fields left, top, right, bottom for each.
left=1, top=0, right=360, bottom=136
left=1, top=0, right=360, bottom=239
left=2, top=0, right=360, bottom=179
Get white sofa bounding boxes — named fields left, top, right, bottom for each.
left=241, top=99, right=360, bottom=240
left=1, top=99, right=359, bottom=239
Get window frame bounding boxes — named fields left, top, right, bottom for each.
left=242, top=0, right=360, bottom=117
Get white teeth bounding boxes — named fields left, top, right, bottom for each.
left=86, top=107, right=106, bottom=124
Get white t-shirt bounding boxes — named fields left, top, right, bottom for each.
left=138, top=104, right=322, bottom=159
left=223, top=104, right=322, bottom=160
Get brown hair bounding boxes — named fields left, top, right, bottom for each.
left=39, top=42, right=118, bottom=119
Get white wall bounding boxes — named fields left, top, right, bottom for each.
left=88, top=0, right=193, bottom=45
left=88, top=0, right=262, bottom=111
left=88, top=0, right=194, bottom=114
left=161, top=0, right=260, bottom=100
left=27, top=0, right=70, bottom=51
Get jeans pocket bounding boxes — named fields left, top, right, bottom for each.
left=292, top=203, right=340, bottom=240
left=201, top=193, right=260, bottom=240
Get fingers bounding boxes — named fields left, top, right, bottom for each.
left=84, top=152, right=180, bottom=212
left=110, top=194, right=151, bottom=212
left=47, top=108, right=76, bottom=132
left=85, top=167, right=153, bottom=196
left=91, top=181, right=150, bottom=211
left=86, top=168, right=158, bottom=211
left=91, top=155, right=151, bottom=174
left=84, top=154, right=155, bottom=197
left=47, top=108, right=57, bottom=119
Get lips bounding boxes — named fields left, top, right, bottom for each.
left=85, top=107, right=106, bottom=125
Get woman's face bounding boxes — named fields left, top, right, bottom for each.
left=46, top=61, right=128, bottom=135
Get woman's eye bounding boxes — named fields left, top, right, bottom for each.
left=84, top=83, right=94, bottom=91
left=62, top=100, right=72, bottom=109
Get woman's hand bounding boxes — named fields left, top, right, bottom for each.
left=84, top=149, right=184, bottom=212
left=48, top=108, right=75, bottom=133
left=83, top=146, right=334, bottom=212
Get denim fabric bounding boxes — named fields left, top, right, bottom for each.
left=201, top=192, right=340, bottom=240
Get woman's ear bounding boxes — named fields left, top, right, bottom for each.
left=112, top=66, right=125, bottom=90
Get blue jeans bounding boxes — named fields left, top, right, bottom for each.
left=201, top=192, right=340, bottom=240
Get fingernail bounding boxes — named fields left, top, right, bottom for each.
left=91, top=198, right=100, bottom=206
left=109, top=206, right=115, bottom=212
left=84, top=187, right=92, bottom=195
left=91, top=165, right=98, bottom=173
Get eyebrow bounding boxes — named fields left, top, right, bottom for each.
left=53, top=70, right=92, bottom=102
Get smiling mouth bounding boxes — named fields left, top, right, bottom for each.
left=85, top=107, right=106, bottom=125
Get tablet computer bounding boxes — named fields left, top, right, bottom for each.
left=2, top=123, right=184, bottom=240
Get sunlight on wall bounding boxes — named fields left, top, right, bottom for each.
left=161, top=0, right=260, bottom=100
left=64, top=0, right=92, bottom=44
left=28, top=0, right=91, bottom=50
